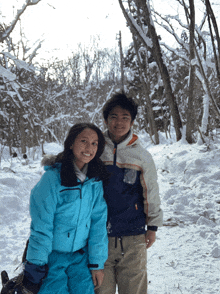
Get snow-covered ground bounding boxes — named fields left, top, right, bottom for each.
left=0, top=131, right=220, bottom=294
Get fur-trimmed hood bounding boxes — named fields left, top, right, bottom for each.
left=41, top=154, right=57, bottom=168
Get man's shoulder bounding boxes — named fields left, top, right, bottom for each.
left=126, top=135, right=153, bottom=158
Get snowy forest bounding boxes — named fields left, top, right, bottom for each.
left=1, top=1, right=220, bottom=293
left=0, top=0, right=220, bottom=157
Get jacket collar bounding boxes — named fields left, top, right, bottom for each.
left=104, top=130, right=139, bottom=149
left=74, top=163, right=88, bottom=183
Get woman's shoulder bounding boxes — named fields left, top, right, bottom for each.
left=41, top=154, right=57, bottom=167
left=40, top=155, right=61, bottom=172
left=37, top=155, right=61, bottom=185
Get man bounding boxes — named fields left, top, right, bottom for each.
left=96, top=92, right=163, bottom=294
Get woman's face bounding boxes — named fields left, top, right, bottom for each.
left=70, top=128, right=98, bottom=170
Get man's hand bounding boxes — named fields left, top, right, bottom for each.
left=91, top=269, right=104, bottom=289
left=145, top=230, right=156, bottom=249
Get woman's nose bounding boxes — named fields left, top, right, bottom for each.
left=85, top=143, right=93, bottom=151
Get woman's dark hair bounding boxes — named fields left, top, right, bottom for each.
left=103, top=92, right=138, bottom=122
left=56, top=123, right=109, bottom=187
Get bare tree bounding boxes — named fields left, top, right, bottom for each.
left=118, top=0, right=182, bottom=141
left=152, top=0, right=220, bottom=141
left=0, top=0, right=41, bottom=43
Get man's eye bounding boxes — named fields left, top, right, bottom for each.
left=93, top=142, right=98, bottom=146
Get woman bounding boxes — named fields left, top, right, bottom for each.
left=19, top=123, right=108, bottom=294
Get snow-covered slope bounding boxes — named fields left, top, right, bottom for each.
left=0, top=134, right=219, bottom=293
left=146, top=139, right=220, bottom=293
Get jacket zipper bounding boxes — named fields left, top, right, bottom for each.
left=60, top=186, right=82, bottom=240
left=72, top=183, right=83, bottom=244
left=113, top=143, right=117, bottom=166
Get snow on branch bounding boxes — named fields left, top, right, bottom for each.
left=118, top=0, right=153, bottom=49
left=28, top=40, right=44, bottom=63
left=127, top=10, right=153, bottom=48
left=160, top=42, right=188, bottom=63
left=0, top=110, right=9, bottom=120
left=2, top=52, right=35, bottom=72
left=10, top=82, right=23, bottom=103
left=89, top=85, right=115, bottom=123
left=0, top=65, right=16, bottom=81
left=167, top=14, right=188, bottom=30
left=27, top=0, right=41, bottom=5
left=0, top=0, right=41, bottom=43
left=49, top=89, right=68, bottom=101
left=153, top=11, right=189, bottom=53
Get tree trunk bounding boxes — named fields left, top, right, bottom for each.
left=201, top=94, right=209, bottom=134
left=19, top=108, right=27, bottom=155
left=186, top=0, right=196, bottom=143
left=132, top=34, right=159, bottom=144
left=195, top=47, right=220, bottom=119
left=205, top=0, right=220, bottom=83
left=140, top=0, right=182, bottom=141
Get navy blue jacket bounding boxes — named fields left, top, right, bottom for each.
left=101, top=131, right=163, bottom=237
left=105, top=163, right=146, bottom=236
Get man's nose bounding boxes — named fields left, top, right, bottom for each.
left=116, top=117, right=123, bottom=123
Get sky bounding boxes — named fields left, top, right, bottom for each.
left=0, top=0, right=220, bottom=63
left=0, top=0, right=132, bottom=62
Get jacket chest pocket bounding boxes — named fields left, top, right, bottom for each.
left=56, top=189, right=81, bottom=225
left=123, top=168, right=137, bottom=185
left=60, top=189, right=81, bottom=203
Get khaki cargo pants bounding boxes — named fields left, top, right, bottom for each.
left=95, top=234, right=147, bottom=294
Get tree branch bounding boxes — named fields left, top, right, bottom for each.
left=0, top=0, right=41, bottom=43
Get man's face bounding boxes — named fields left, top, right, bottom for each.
left=105, top=106, right=134, bottom=143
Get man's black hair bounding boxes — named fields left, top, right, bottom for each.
left=103, top=92, right=138, bottom=122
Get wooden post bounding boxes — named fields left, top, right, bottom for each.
left=117, top=31, right=125, bottom=92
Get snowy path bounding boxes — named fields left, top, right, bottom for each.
left=0, top=140, right=220, bottom=293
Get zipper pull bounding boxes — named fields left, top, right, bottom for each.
left=135, top=203, right=138, bottom=210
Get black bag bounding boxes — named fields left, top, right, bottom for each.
left=1, top=240, right=46, bottom=294
left=1, top=270, right=32, bottom=294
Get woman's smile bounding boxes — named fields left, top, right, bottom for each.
left=70, top=128, right=98, bottom=170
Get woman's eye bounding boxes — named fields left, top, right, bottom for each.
left=93, top=142, right=98, bottom=146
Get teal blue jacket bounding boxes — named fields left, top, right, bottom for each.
left=26, top=163, right=108, bottom=270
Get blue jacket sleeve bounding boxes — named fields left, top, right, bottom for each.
left=24, top=261, right=47, bottom=284
left=26, top=170, right=59, bottom=266
left=88, top=181, right=108, bottom=270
